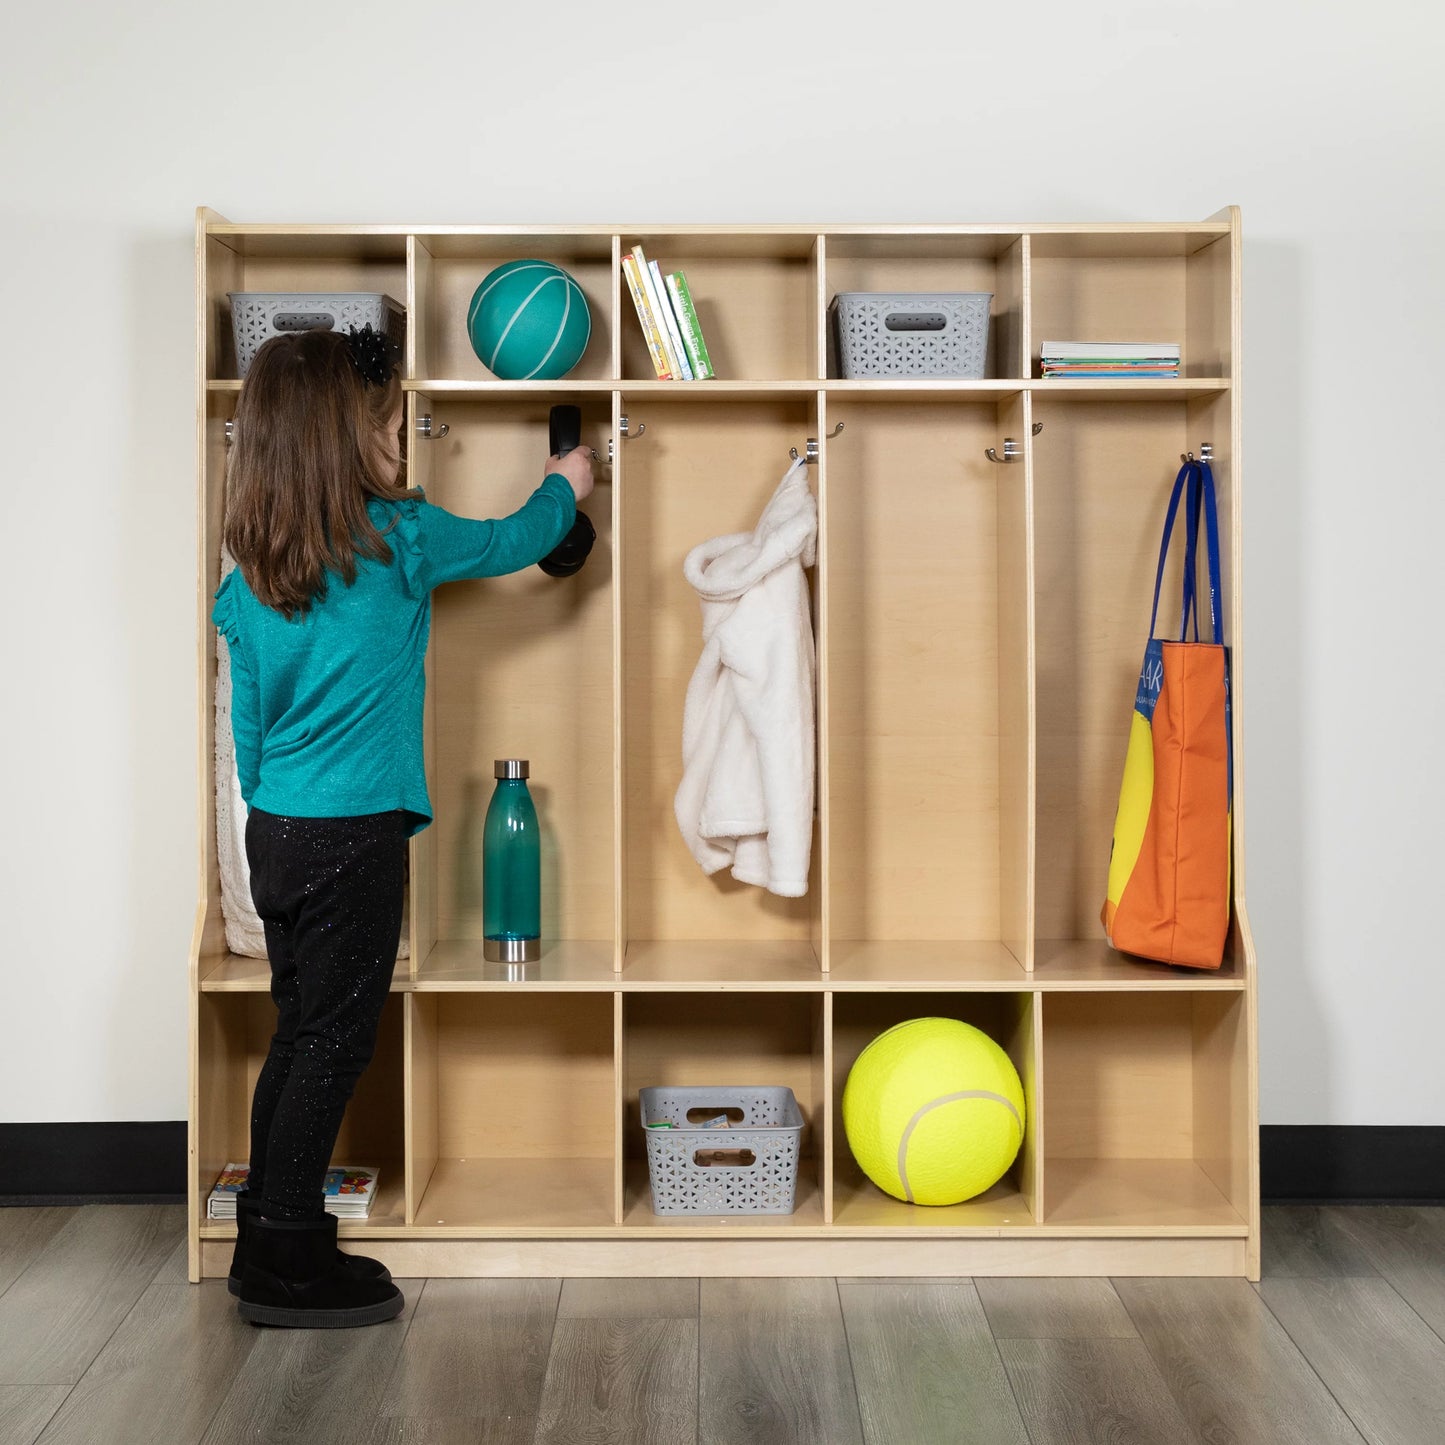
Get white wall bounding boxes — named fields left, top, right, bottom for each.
left=1, top=0, right=1439, bottom=1125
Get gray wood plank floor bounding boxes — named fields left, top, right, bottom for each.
left=0, top=1204, right=1442, bottom=1444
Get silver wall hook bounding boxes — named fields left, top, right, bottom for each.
left=224, top=420, right=234, bottom=446
left=790, top=422, right=845, bottom=464
left=417, top=415, right=449, bottom=440
left=986, top=438, right=1022, bottom=463
left=619, top=415, right=645, bottom=438
left=1180, top=442, right=1214, bottom=465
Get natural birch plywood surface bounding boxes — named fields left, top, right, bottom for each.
left=424, top=401, right=616, bottom=946
left=619, top=241, right=816, bottom=381
left=823, top=233, right=1025, bottom=382
left=824, top=399, right=1006, bottom=946
left=1030, top=400, right=1234, bottom=943
left=413, top=238, right=615, bottom=385
left=195, top=992, right=407, bottom=1217
left=422, top=992, right=614, bottom=1162
left=620, top=396, right=819, bottom=943
left=191, top=213, right=1255, bottom=1276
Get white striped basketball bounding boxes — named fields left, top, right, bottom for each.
left=466, top=259, right=591, bottom=381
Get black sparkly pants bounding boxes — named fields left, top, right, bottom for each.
left=244, top=808, right=411, bottom=1220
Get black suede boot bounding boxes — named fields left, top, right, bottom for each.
left=237, top=1213, right=404, bottom=1328
left=227, top=1192, right=392, bottom=1296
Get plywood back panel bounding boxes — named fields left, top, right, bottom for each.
left=433, top=994, right=614, bottom=1160
left=1031, top=401, right=1234, bottom=940
left=824, top=401, right=1005, bottom=942
left=427, top=401, right=616, bottom=943
left=621, top=396, right=818, bottom=941
left=622, top=992, right=824, bottom=1161
left=1028, top=253, right=1190, bottom=377
left=1043, top=993, right=1195, bottom=1159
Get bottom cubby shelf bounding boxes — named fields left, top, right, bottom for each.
left=410, top=1156, right=615, bottom=1232
left=192, top=977, right=1253, bottom=1262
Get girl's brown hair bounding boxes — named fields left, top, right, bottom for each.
left=224, top=328, right=412, bottom=619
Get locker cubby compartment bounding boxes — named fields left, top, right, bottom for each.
left=823, top=232, right=1026, bottom=381
left=831, top=993, right=1038, bottom=1228
left=194, top=992, right=407, bottom=1232
left=410, top=232, right=616, bottom=385
left=202, top=230, right=409, bottom=384
left=823, top=397, right=1031, bottom=983
left=1027, top=227, right=1234, bottom=382
left=1040, top=991, right=1250, bottom=1230
left=619, top=232, right=819, bottom=382
left=1030, top=396, right=1240, bottom=977
left=619, top=395, right=823, bottom=979
left=408, top=397, right=617, bottom=982
left=621, top=992, right=825, bottom=1225
left=406, top=992, right=616, bottom=1229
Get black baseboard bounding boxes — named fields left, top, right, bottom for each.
left=0, top=1122, right=1440, bottom=1206
left=1261, top=1126, right=1445, bottom=1204
left=0, top=1122, right=187, bottom=1201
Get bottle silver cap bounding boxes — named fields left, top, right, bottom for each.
left=494, top=759, right=529, bottom=779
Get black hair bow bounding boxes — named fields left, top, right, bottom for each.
left=344, top=323, right=400, bottom=387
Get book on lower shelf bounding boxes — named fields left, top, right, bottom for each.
left=1041, top=339, right=1180, bottom=378
left=206, top=1163, right=380, bottom=1220
left=622, top=245, right=715, bottom=380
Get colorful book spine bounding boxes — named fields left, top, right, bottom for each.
left=621, top=252, right=672, bottom=380
left=631, top=245, right=683, bottom=379
left=666, top=271, right=714, bottom=380
left=649, top=260, right=693, bottom=380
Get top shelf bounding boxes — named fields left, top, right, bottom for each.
left=200, top=211, right=1238, bottom=389
left=205, top=221, right=1231, bottom=258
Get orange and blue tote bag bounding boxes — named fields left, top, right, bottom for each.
left=1102, top=459, right=1232, bottom=969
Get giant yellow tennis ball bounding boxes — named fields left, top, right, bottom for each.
left=842, top=1018, right=1025, bottom=1205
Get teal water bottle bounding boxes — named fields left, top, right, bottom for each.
left=482, top=759, right=541, bottom=962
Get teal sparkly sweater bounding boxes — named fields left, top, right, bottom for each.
left=212, top=476, right=575, bottom=833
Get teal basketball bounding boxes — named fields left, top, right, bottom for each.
left=466, top=260, right=591, bottom=380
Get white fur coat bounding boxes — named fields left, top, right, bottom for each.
left=673, top=460, right=817, bottom=896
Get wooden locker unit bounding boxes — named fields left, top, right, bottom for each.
left=191, top=210, right=1257, bottom=1281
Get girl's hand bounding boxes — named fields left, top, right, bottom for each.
left=547, top=448, right=595, bottom=503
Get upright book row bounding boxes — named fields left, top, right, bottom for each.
left=619, top=242, right=715, bottom=381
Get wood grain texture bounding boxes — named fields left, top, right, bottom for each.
left=34, top=1282, right=254, bottom=1445
left=0, top=1388, right=67, bottom=1445
left=379, top=1279, right=557, bottom=1434
left=698, top=1279, right=863, bottom=1445
left=535, top=1317, right=698, bottom=1445
left=1260, top=1276, right=1445, bottom=1445
left=201, top=1279, right=421, bottom=1445
left=200, top=1292, right=417, bottom=1445
left=558, top=1278, right=699, bottom=1319
left=192, top=214, right=1257, bottom=1276
left=1116, top=1276, right=1365, bottom=1444
left=0, top=1206, right=181, bottom=1385
left=0, top=1212, right=71, bottom=1300
left=975, top=1277, right=1138, bottom=1339
left=362, top=1420, right=513, bottom=1445
left=1260, top=1205, right=1384, bottom=1279
left=1330, top=1204, right=1445, bottom=1340
left=998, top=1336, right=1197, bottom=1444
left=839, top=1283, right=1029, bottom=1445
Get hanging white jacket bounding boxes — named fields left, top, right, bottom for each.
left=674, top=459, right=817, bottom=896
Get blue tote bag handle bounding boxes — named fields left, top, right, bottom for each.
left=1149, top=459, right=1224, bottom=645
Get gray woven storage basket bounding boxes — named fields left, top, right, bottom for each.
left=227, top=292, right=406, bottom=378
left=830, top=291, right=992, bottom=378
left=640, top=1086, right=804, bottom=1215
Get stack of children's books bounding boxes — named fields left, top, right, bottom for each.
left=1040, top=340, right=1180, bottom=379
left=622, top=243, right=715, bottom=380
left=206, top=1163, right=381, bottom=1220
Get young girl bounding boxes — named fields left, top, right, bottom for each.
left=214, top=325, right=593, bottom=1328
